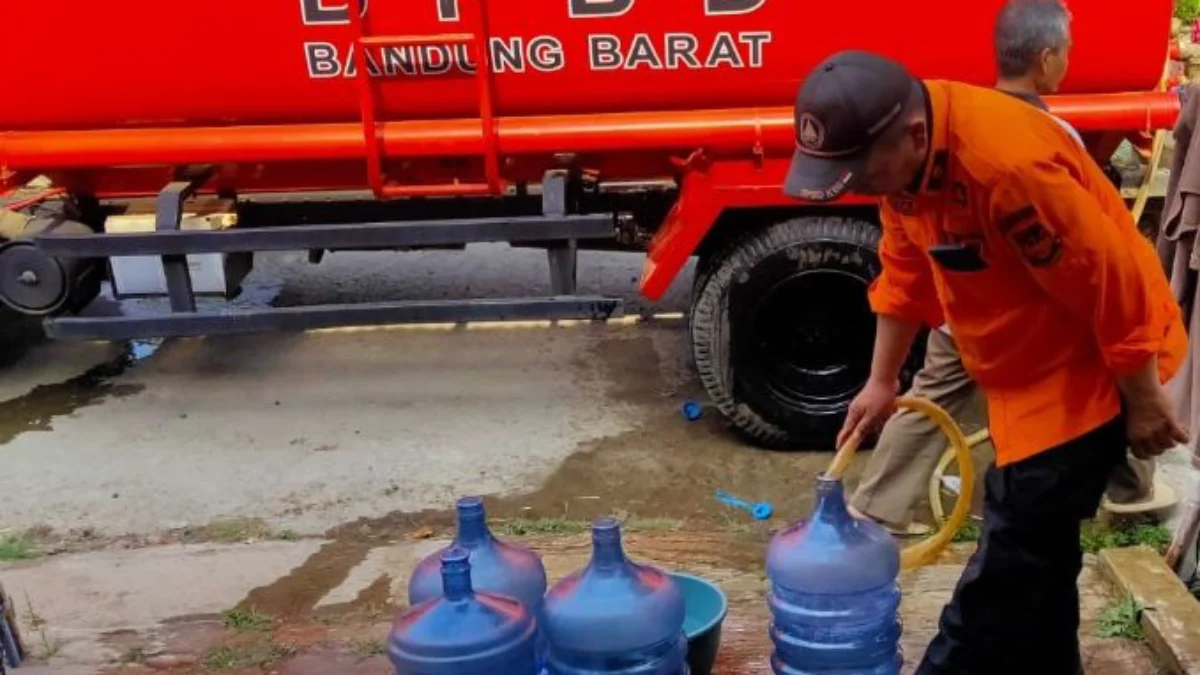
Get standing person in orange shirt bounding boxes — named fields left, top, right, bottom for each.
left=848, top=0, right=1172, bottom=539
left=785, top=48, right=1187, bottom=674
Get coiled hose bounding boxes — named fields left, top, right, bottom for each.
left=824, top=396, right=976, bottom=570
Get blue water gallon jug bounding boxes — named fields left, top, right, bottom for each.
left=408, top=496, right=548, bottom=613
left=390, top=548, right=539, bottom=675
left=766, top=477, right=902, bottom=674
left=541, top=518, right=689, bottom=675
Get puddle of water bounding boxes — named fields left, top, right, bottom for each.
left=246, top=325, right=840, bottom=621
left=238, top=541, right=374, bottom=620
left=0, top=339, right=155, bottom=445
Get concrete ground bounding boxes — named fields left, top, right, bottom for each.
left=0, top=244, right=1191, bottom=673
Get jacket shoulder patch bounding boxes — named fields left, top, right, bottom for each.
left=1009, top=220, right=1063, bottom=268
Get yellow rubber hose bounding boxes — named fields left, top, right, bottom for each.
left=825, top=396, right=976, bottom=570
left=1131, top=128, right=1168, bottom=226
left=929, top=428, right=991, bottom=527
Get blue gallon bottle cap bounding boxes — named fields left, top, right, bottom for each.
left=440, top=548, right=474, bottom=601
left=455, top=496, right=491, bottom=546
left=591, top=518, right=626, bottom=568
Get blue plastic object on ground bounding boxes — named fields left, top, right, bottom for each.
left=681, top=401, right=703, bottom=421
left=714, top=491, right=773, bottom=520
left=390, top=548, right=539, bottom=675
left=765, top=477, right=902, bottom=674
left=408, top=496, right=548, bottom=613
left=542, top=518, right=690, bottom=675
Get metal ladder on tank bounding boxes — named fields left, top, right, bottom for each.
left=344, top=0, right=504, bottom=198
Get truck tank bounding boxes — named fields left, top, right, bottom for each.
left=0, top=0, right=1172, bottom=131
left=0, top=0, right=1181, bottom=452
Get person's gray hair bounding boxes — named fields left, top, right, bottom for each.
left=994, top=0, right=1071, bottom=79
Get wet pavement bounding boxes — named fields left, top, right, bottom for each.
left=0, top=245, right=1184, bottom=673
left=0, top=245, right=843, bottom=543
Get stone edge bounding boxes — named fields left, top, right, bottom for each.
left=1099, top=546, right=1200, bottom=675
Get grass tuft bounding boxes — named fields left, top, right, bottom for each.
left=496, top=518, right=590, bottom=537
left=496, top=516, right=683, bottom=537
left=1097, top=596, right=1145, bottom=641
left=185, top=518, right=272, bottom=544
left=350, top=637, right=387, bottom=660
left=951, top=524, right=982, bottom=543
left=203, top=642, right=296, bottom=670
left=1080, top=522, right=1172, bottom=555
left=222, top=607, right=273, bottom=632
left=0, top=532, right=41, bottom=561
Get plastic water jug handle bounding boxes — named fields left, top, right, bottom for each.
left=822, top=396, right=977, bottom=571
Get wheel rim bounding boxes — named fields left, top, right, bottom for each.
left=0, top=242, right=68, bottom=315
left=732, top=257, right=875, bottom=419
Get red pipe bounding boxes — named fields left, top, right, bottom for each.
left=0, top=92, right=1177, bottom=171
left=1047, top=91, right=1179, bottom=131
left=1, top=187, right=65, bottom=211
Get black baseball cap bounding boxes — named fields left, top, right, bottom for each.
left=785, top=50, right=921, bottom=201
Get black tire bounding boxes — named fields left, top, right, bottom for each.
left=690, top=216, right=923, bottom=449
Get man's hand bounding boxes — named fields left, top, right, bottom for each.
left=1125, top=388, right=1188, bottom=458
left=836, top=378, right=899, bottom=450
left=835, top=315, right=920, bottom=450
left=1117, top=356, right=1189, bottom=458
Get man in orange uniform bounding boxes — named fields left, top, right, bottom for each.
left=785, top=50, right=1188, bottom=673
left=849, top=0, right=1171, bottom=538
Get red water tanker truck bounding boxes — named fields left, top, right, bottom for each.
left=0, top=0, right=1182, bottom=447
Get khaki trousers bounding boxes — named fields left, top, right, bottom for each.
left=849, top=330, right=1155, bottom=529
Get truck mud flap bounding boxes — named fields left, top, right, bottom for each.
left=44, top=296, right=624, bottom=340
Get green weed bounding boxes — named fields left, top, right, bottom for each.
left=222, top=607, right=272, bottom=632
left=497, top=516, right=683, bottom=537
left=351, top=637, right=387, bottom=660
left=35, top=631, right=61, bottom=659
left=0, top=532, right=40, bottom=561
left=1177, top=0, right=1200, bottom=23
left=952, top=524, right=982, bottom=543
left=202, top=642, right=296, bottom=670
left=623, top=517, right=683, bottom=532
left=496, top=518, right=590, bottom=537
left=1080, top=522, right=1172, bottom=555
left=1097, top=596, right=1145, bottom=641
left=186, top=518, right=272, bottom=544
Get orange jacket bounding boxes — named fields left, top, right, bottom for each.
left=869, top=80, right=1186, bottom=466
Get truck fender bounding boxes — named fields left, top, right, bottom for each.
left=638, top=156, right=875, bottom=300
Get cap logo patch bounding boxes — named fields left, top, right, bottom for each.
left=798, top=113, right=825, bottom=151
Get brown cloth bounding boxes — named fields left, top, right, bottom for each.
left=1158, top=84, right=1200, bottom=446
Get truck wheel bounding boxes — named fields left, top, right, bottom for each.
left=690, top=216, right=920, bottom=449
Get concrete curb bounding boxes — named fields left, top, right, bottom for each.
left=1099, top=546, right=1200, bottom=674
